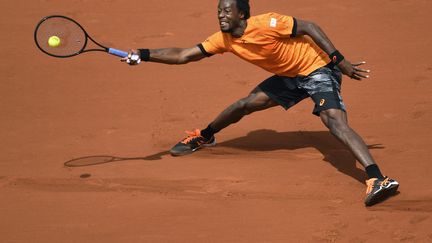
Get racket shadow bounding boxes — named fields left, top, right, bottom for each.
left=64, top=151, right=170, bottom=167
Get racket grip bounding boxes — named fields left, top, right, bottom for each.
left=108, top=48, right=128, bottom=58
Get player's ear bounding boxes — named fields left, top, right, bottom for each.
left=239, top=11, right=245, bottom=19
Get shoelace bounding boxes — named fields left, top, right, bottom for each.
left=366, top=177, right=390, bottom=194
left=380, top=177, right=390, bottom=186
left=181, top=129, right=202, bottom=144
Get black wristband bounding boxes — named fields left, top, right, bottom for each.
left=329, top=50, right=344, bottom=65
left=291, top=18, right=298, bottom=37
left=138, top=49, right=150, bottom=62
left=197, top=44, right=213, bottom=57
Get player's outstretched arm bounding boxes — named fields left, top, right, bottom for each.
left=295, top=19, right=370, bottom=80
left=121, top=46, right=207, bottom=65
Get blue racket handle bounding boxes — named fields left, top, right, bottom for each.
left=108, top=48, right=128, bottom=58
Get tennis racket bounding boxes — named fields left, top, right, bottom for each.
left=34, top=15, right=128, bottom=58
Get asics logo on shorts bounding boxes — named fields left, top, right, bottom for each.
left=320, top=99, right=326, bottom=106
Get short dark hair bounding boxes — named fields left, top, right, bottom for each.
left=236, top=0, right=250, bottom=19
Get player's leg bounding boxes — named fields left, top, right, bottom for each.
left=319, top=109, right=376, bottom=168
left=303, top=65, right=380, bottom=169
left=170, top=86, right=278, bottom=156
left=207, top=86, right=278, bottom=133
left=200, top=74, right=305, bottom=141
left=319, top=109, right=399, bottom=206
left=170, top=75, right=305, bottom=156
left=303, top=65, right=399, bottom=206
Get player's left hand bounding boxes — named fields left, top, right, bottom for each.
left=338, top=60, right=370, bottom=80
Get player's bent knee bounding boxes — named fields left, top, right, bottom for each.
left=243, top=100, right=257, bottom=115
left=236, top=96, right=256, bottom=114
left=244, top=100, right=266, bottom=114
left=233, top=99, right=250, bottom=115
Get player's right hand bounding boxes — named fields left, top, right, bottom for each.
left=121, top=49, right=141, bottom=65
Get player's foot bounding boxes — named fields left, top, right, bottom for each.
left=170, top=129, right=216, bottom=156
left=364, top=177, right=399, bottom=206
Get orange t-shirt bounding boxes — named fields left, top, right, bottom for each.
left=201, top=12, right=330, bottom=77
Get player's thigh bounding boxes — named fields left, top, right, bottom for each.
left=320, top=108, right=348, bottom=127
left=243, top=86, right=278, bottom=111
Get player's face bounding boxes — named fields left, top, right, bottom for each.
left=218, top=0, right=243, bottom=33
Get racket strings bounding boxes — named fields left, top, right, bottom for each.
left=35, top=16, right=87, bottom=57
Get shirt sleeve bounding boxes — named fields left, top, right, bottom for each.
left=266, top=13, right=297, bottom=38
left=200, top=31, right=229, bottom=55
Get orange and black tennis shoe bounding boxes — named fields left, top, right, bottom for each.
left=170, top=129, right=216, bottom=156
left=364, top=177, right=399, bottom=206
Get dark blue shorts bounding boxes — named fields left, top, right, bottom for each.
left=258, top=65, right=346, bottom=116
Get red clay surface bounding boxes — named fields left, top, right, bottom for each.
left=1, top=0, right=432, bottom=242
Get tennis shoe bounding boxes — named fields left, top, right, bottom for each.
left=364, top=177, right=399, bottom=206
left=170, top=129, right=216, bottom=156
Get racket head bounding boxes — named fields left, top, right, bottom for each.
left=34, top=15, right=89, bottom=58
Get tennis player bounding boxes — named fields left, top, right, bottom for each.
left=122, top=0, right=399, bottom=206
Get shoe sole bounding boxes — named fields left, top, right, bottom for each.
left=170, top=140, right=217, bottom=157
left=365, top=183, right=399, bottom=207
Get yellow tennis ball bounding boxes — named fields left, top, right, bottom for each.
left=48, top=36, right=61, bottom=47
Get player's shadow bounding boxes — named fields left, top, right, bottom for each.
left=217, top=129, right=384, bottom=183
left=66, top=129, right=383, bottom=184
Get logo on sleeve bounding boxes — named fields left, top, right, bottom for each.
left=270, top=18, right=277, bottom=27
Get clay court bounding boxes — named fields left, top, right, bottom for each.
left=1, top=0, right=431, bottom=242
